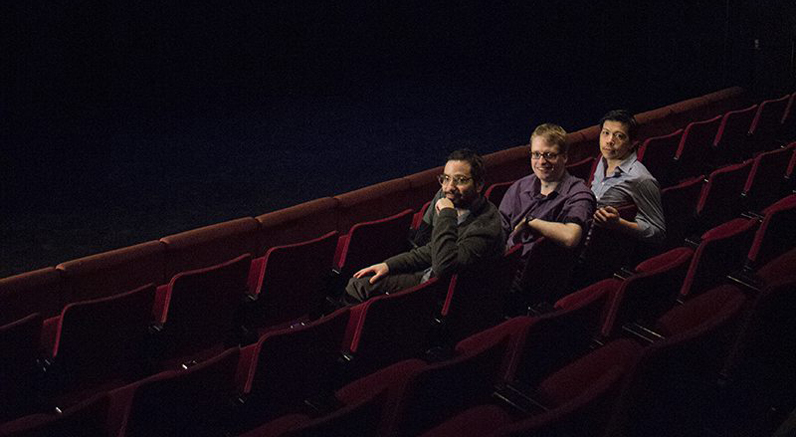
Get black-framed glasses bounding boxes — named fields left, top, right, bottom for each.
left=530, top=151, right=561, bottom=161
left=437, top=174, right=473, bottom=186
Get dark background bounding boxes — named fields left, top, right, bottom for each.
left=3, top=0, right=795, bottom=278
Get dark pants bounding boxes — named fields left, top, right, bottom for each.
left=344, top=272, right=425, bottom=304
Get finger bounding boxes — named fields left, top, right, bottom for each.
left=353, top=267, right=371, bottom=278
left=369, top=271, right=384, bottom=284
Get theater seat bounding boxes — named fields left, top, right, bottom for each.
left=0, top=313, right=44, bottom=423
left=712, top=104, right=757, bottom=166
left=333, top=209, right=414, bottom=279
left=742, top=145, right=793, bottom=213
left=695, top=160, right=753, bottom=231
left=673, top=115, right=722, bottom=182
left=748, top=94, right=790, bottom=156
left=636, top=129, right=683, bottom=188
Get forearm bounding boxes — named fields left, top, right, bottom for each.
left=528, top=219, right=583, bottom=248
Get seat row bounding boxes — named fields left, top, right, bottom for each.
left=6, top=245, right=793, bottom=436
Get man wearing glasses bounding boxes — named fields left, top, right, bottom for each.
left=344, top=149, right=505, bottom=303
left=499, top=123, right=595, bottom=255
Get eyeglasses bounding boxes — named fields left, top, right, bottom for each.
left=530, top=151, right=561, bottom=161
left=437, top=174, right=473, bottom=186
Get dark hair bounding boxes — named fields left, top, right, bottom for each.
left=447, top=148, right=486, bottom=186
left=599, top=109, right=638, bottom=141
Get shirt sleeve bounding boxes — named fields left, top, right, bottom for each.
left=560, top=185, right=596, bottom=230
left=498, top=181, right=522, bottom=237
left=629, top=177, right=666, bottom=244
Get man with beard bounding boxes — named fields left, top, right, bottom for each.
left=344, top=149, right=505, bottom=303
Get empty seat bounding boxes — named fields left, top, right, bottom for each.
left=780, top=91, right=796, bottom=141
left=0, top=267, right=66, bottom=326
left=600, top=247, right=694, bottom=338
left=742, top=145, right=793, bottom=212
left=154, top=254, right=251, bottom=367
left=718, top=277, right=796, bottom=434
left=420, top=339, right=643, bottom=437
left=439, top=245, right=523, bottom=343
left=712, top=104, right=758, bottom=166
left=679, top=218, right=758, bottom=299
left=572, top=204, right=638, bottom=289
left=113, top=347, right=240, bottom=437
left=235, top=307, right=350, bottom=430
left=334, top=178, right=413, bottom=234
left=748, top=94, right=790, bottom=156
left=159, top=217, right=259, bottom=283
left=344, top=277, right=446, bottom=380
left=695, top=160, right=753, bottom=231
left=510, top=236, right=580, bottom=312
left=0, top=313, right=44, bottom=423
left=636, top=129, right=683, bottom=188
left=746, top=194, right=796, bottom=270
left=608, top=284, right=747, bottom=437
left=673, top=115, right=722, bottom=181
left=246, top=231, right=338, bottom=331
left=333, top=209, right=414, bottom=279
left=509, top=283, right=612, bottom=389
left=55, top=240, right=165, bottom=304
left=42, top=283, right=156, bottom=408
left=256, top=197, right=340, bottom=253
left=386, top=318, right=522, bottom=437
left=0, top=393, right=110, bottom=437
left=660, top=175, right=704, bottom=248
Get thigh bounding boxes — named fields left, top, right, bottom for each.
left=345, top=272, right=424, bottom=303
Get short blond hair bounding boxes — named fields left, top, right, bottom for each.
left=530, top=123, right=568, bottom=155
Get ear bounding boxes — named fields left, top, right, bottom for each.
left=476, top=181, right=485, bottom=193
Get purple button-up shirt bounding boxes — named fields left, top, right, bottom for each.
left=499, top=171, right=596, bottom=254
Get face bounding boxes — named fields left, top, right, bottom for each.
left=599, top=120, right=634, bottom=161
left=530, top=135, right=568, bottom=183
left=440, top=160, right=482, bottom=208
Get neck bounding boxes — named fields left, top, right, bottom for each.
left=540, top=180, right=560, bottom=196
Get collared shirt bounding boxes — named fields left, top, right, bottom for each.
left=499, top=171, right=596, bottom=255
left=591, top=151, right=666, bottom=243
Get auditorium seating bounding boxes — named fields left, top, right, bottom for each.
left=673, top=114, right=722, bottom=181
left=4, top=86, right=796, bottom=435
left=660, top=175, right=704, bottom=249
left=564, top=155, right=596, bottom=184
left=343, top=277, right=446, bottom=381
left=747, top=94, right=790, bottom=156
left=636, top=129, right=683, bottom=188
left=333, top=209, right=414, bottom=278
left=484, top=181, right=514, bottom=207
left=742, top=144, right=794, bottom=212
left=246, top=231, right=338, bottom=331
left=695, top=160, right=753, bottom=231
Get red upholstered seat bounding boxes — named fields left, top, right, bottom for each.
left=679, top=218, right=758, bottom=299
left=0, top=313, right=44, bottom=423
left=334, top=178, right=413, bottom=234
left=660, top=175, right=704, bottom=248
left=484, top=181, right=514, bottom=207
left=0, top=267, right=67, bottom=326
left=42, top=283, right=156, bottom=409
left=112, top=347, right=240, bottom=437
left=746, top=194, right=796, bottom=270
left=255, top=197, right=340, bottom=254
left=154, top=254, right=251, bottom=368
left=564, top=156, right=596, bottom=185
left=695, top=160, right=753, bottom=231
left=636, top=129, right=683, bottom=188
left=747, top=94, right=790, bottom=156
left=712, top=104, right=757, bottom=166
left=343, top=277, right=447, bottom=381
left=56, top=240, right=166, bottom=304
left=247, top=231, right=338, bottom=331
left=742, top=145, right=793, bottom=212
left=235, top=307, right=350, bottom=429
left=0, top=393, right=110, bottom=437
left=673, top=114, right=722, bottom=181
left=333, top=209, right=414, bottom=278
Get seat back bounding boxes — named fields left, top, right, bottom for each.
left=510, top=281, right=612, bottom=387
left=636, top=129, right=683, bottom=188
left=573, top=204, right=637, bottom=288
left=660, top=175, right=704, bottom=248
left=484, top=181, right=514, bottom=207
left=742, top=145, right=793, bottom=212
left=713, top=104, right=757, bottom=165
left=0, top=313, right=43, bottom=423
left=601, top=247, right=694, bottom=337
left=440, top=245, right=523, bottom=343
left=0, top=268, right=66, bottom=326
left=696, top=160, right=753, bottom=230
left=240, top=307, right=350, bottom=423
left=493, top=339, right=642, bottom=437
left=159, top=254, right=251, bottom=365
left=345, top=278, right=446, bottom=380
left=334, top=209, right=414, bottom=277
left=609, top=285, right=747, bottom=437
left=680, top=218, right=758, bottom=298
left=122, top=347, right=240, bottom=437
left=565, top=156, right=596, bottom=185
left=748, top=94, right=790, bottom=156
left=249, top=231, right=338, bottom=329
left=674, top=115, right=722, bottom=181
left=746, top=194, right=796, bottom=269
left=388, top=318, right=521, bottom=437
left=512, top=236, right=580, bottom=309
left=0, top=393, right=110, bottom=437
left=51, top=284, right=156, bottom=400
